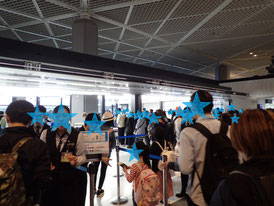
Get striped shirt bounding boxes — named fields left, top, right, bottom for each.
left=125, top=162, right=149, bottom=191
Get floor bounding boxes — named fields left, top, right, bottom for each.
left=85, top=146, right=188, bottom=206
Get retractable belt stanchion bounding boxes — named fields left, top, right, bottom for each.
left=113, top=132, right=124, bottom=178
left=88, top=162, right=95, bottom=206
left=162, top=155, right=168, bottom=206
left=111, top=137, right=128, bottom=205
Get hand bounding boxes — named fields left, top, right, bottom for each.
left=122, top=166, right=127, bottom=173
left=160, top=161, right=169, bottom=170
left=102, top=156, right=112, bottom=167
left=50, top=162, right=55, bottom=171
left=68, top=155, right=78, bottom=167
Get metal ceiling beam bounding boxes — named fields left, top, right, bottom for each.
left=113, top=5, right=134, bottom=59
left=151, top=0, right=233, bottom=67
left=31, top=0, right=59, bottom=48
left=220, top=3, right=274, bottom=39
left=98, top=48, right=215, bottom=77
left=231, top=65, right=269, bottom=77
left=0, top=12, right=78, bottom=32
left=133, top=0, right=183, bottom=63
left=0, top=6, right=40, bottom=21
left=0, top=15, right=23, bottom=41
left=45, top=0, right=78, bottom=11
left=92, top=0, right=162, bottom=13
left=92, top=14, right=214, bottom=69
left=225, top=38, right=274, bottom=60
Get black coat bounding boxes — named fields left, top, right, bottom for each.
left=0, top=127, right=51, bottom=197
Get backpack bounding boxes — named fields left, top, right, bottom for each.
left=135, top=168, right=161, bottom=206
left=229, top=171, right=274, bottom=206
left=0, top=137, right=32, bottom=206
left=191, top=122, right=239, bottom=204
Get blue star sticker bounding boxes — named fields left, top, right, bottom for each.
left=127, top=142, right=143, bottom=162
left=175, top=106, right=184, bottom=117
left=148, top=113, right=161, bottom=124
left=227, top=103, right=237, bottom=112
left=84, top=113, right=106, bottom=135
left=168, top=109, right=174, bottom=116
left=231, top=114, right=240, bottom=124
left=239, top=109, right=244, bottom=114
left=127, top=112, right=134, bottom=118
left=134, top=110, right=142, bottom=120
left=181, top=108, right=195, bottom=124
left=28, top=106, right=47, bottom=126
left=212, top=108, right=221, bottom=120
left=48, top=104, right=77, bottom=131
left=122, top=108, right=129, bottom=114
left=142, top=110, right=150, bottom=118
left=115, top=109, right=121, bottom=116
left=219, top=108, right=224, bottom=113
left=183, top=93, right=211, bottom=119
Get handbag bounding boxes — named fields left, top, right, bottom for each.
left=155, top=140, right=176, bottom=171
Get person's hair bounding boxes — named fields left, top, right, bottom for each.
left=35, top=105, right=47, bottom=113
left=190, top=90, right=213, bottom=113
left=118, top=108, right=121, bottom=111
left=155, top=109, right=166, bottom=122
left=231, top=109, right=274, bottom=158
left=267, top=109, right=274, bottom=119
left=135, top=141, right=151, bottom=168
left=104, top=120, right=114, bottom=127
left=221, top=113, right=233, bottom=125
left=53, top=105, right=70, bottom=113
left=152, top=126, right=165, bottom=142
left=85, top=113, right=101, bottom=125
left=6, top=100, right=35, bottom=125
left=150, top=109, right=153, bottom=113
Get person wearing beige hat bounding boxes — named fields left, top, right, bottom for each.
left=94, top=111, right=115, bottom=197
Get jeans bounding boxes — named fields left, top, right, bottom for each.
left=94, top=161, right=107, bottom=190
left=118, top=127, right=125, bottom=144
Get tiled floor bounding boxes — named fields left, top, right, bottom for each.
left=85, top=146, right=187, bottom=206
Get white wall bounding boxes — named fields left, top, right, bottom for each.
left=221, top=78, right=274, bottom=109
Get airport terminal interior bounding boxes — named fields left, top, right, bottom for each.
left=0, top=0, right=274, bottom=206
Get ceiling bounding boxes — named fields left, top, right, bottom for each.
left=0, top=0, right=273, bottom=80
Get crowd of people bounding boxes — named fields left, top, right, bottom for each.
left=0, top=89, right=274, bottom=206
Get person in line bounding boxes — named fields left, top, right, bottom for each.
left=211, top=109, right=274, bottom=206
left=123, top=141, right=151, bottom=206
left=91, top=112, right=114, bottom=197
left=40, top=105, right=87, bottom=206
left=29, top=105, right=50, bottom=139
left=178, top=90, right=231, bottom=206
left=125, top=113, right=135, bottom=149
left=150, top=126, right=174, bottom=202
left=172, top=111, right=189, bottom=199
left=0, top=100, right=51, bottom=205
left=117, top=108, right=126, bottom=145
left=135, top=115, right=148, bottom=144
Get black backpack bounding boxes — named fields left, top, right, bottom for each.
left=191, top=122, right=239, bottom=204
left=229, top=170, right=274, bottom=206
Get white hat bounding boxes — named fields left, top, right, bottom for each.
left=102, top=112, right=114, bottom=121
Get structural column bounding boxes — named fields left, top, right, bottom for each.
left=131, top=94, right=142, bottom=113
left=101, top=95, right=106, bottom=115
left=72, top=17, right=98, bottom=56
left=215, top=64, right=229, bottom=81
